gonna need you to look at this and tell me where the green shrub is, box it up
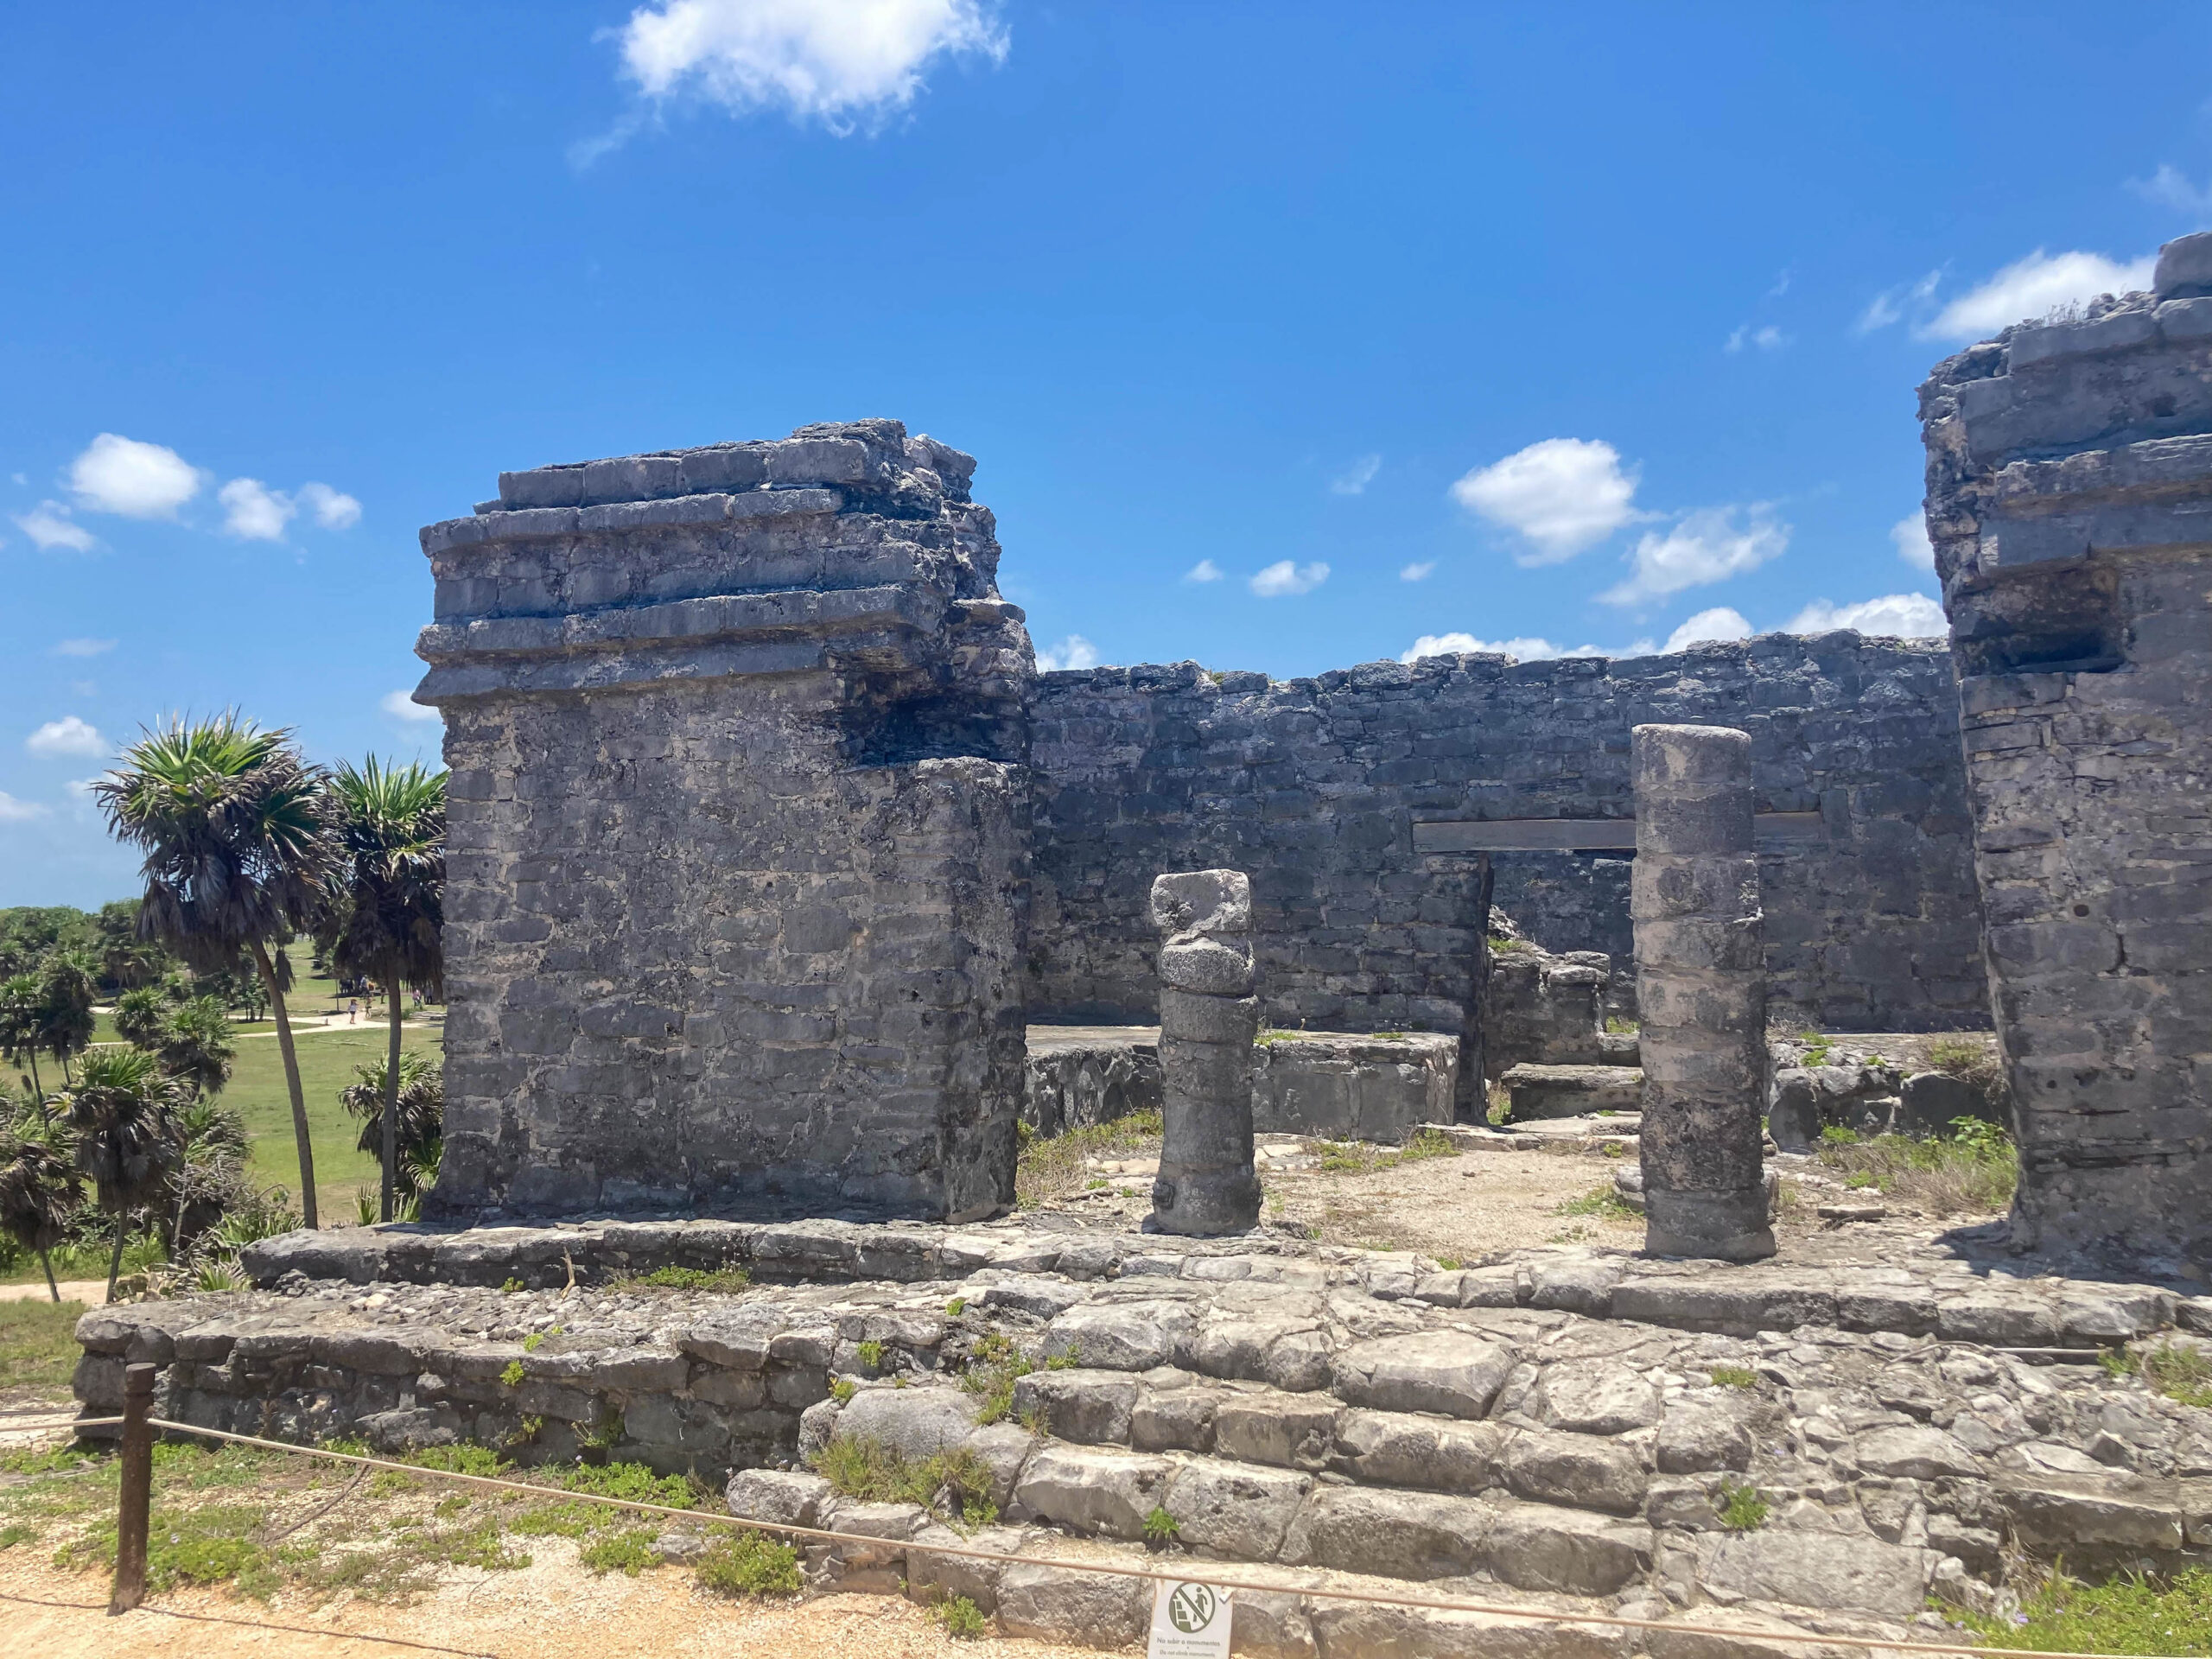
[856,1338,887,1372]
[1969,1565,2212,1655]
[579,1528,658,1575]
[1142,1505,1179,1547]
[810,1433,997,1528]
[933,1593,990,1638]
[499,1359,525,1388]
[945,1297,967,1318]
[631,1265,752,1292]
[2141,1344,2212,1409]
[696,1529,802,1598]
[1717,1482,1769,1531]
[499,1276,525,1294]
[830,1376,857,1405]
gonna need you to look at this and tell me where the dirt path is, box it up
[0,1553,1119,1659]
[0,1280,105,1306]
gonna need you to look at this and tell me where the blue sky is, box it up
[4,3,2209,906]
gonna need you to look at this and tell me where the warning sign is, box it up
[1147,1579,1233,1658]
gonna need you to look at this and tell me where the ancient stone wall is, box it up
[413,420,1033,1222]
[1029,637,1985,1041]
[1920,232,2212,1266]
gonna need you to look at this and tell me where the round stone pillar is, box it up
[1148,868,1262,1236]
[1631,724,1775,1261]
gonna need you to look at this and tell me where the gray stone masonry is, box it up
[1249,1031,1457,1144]
[1633,726,1775,1262]
[1029,639,1986,1063]
[412,420,1032,1223]
[1148,871,1262,1235]
[77,1216,2212,1637]
[1920,232,2212,1268]
[1486,940,1611,1077]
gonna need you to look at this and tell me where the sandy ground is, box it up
[0,1548,1121,1658]
[0,1281,106,1306]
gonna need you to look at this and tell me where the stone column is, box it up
[1632,724,1775,1261]
[1148,869,1262,1236]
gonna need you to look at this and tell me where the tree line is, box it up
[0,714,448,1296]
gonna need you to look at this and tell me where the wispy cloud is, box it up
[1855,270,1942,335]
[1449,437,1640,565]
[1330,454,1382,495]
[1919,249,2155,340]
[592,0,1010,155]
[1599,505,1789,607]
[1786,593,1946,637]
[1249,560,1329,598]
[52,638,116,658]
[1399,561,1435,582]
[26,715,109,759]
[2130,163,2212,224]
[0,791,50,823]
[1034,634,1100,671]
[298,481,363,530]
[1400,632,1656,664]
[379,690,441,724]
[13,500,96,551]
[1183,559,1224,583]
[1724,323,1789,354]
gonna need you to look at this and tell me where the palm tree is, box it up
[112,986,171,1050]
[0,975,45,1102]
[0,1109,81,1301]
[164,1094,251,1254]
[340,1051,443,1211]
[94,715,340,1229]
[35,950,99,1082]
[157,995,236,1100]
[327,758,445,1223]
[63,1046,183,1300]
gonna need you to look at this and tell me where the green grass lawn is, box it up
[0,1299,90,1396]
[229,1019,443,1224]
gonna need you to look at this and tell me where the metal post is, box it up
[108,1362,156,1615]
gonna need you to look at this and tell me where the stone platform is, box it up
[73,1214,2212,1647]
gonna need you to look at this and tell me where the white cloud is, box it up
[1183,558,1224,583]
[69,433,200,518]
[1855,270,1941,334]
[1399,561,1436,582]
[1891,512,1934,571]
[2130,164,2212,223]
[1600,505,1789,606]
[14,500,97,551]
[1034,634,1100,671]
[1330,454,1381,495]
[1724,324,1788,353]
[26,715,108,759]
[1399,632,1656,664]
[1249,560,1329,598]
[614,0,1009,133]
[1663,607,1754,652]
[0,791,50,823]
[219,477,296,541]
[1921,249,2156,340]
[1450,437,1639,564]
[52,638,116,657]
[1786,593,1947,638]
[297,480,363,530]
[379,689,442,724]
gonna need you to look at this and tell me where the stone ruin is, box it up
[1920,230,2212,1268]
[66,235,2212,1650]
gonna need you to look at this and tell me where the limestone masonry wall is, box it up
[414,420,1033,1222]
[1028,637,1986,1042]
[1921,232,2212,1266]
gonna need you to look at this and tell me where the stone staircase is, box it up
[73,1216,2212,1650]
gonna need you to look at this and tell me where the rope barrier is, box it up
[136,1414,2140,1659]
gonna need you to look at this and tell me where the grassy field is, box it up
[228,1020,443,1223]
[0,1299,89,1396]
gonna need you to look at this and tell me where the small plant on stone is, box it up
[522,1325,563,1353]
[578,1409,624,1452]
[1045,1341,1083,1371]
[696,1529,802,1599]
[945,1297,968,1318]
[1801,1037,1834,1067]
[933,1593,990,1638]
[1709,1365,1760,1390]
[1489,937,1530,952]
[1142,1505,1180,1548]
[1434,1255,1462,1270]
[1845,1171,1882,1192]
[1820,1124,1859,1146]
[632,1265,751,1292]
[2100,1348,2140,1381]
[959,1330,1035,1425]
[499,1360,525,1388]
[499,1276,526,1294]
[2140,1343,2212,1408]
[507,1414,545,1449]
[830,1377,858,1405]
[1717,1481,1770,1531]
[856,1338,887,1372]
[1605,1015,1640,1035]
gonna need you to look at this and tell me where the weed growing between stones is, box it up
[1142,1504,1180,1548]
[809,1433,998,1529]
[1313,1128,1459,1174]
[830,1376,858,1405]
[932,1592,991,1637]
[499,1359,525,1388]
[499,1276,525,1294]
[1014,1108,1164,1209]
[616,1265,753,1293]
[945,1297,967,1317]
[1815,1122,2017,1216]
[522,1325,562,1352]
[695,1529,802,1598]
[1718,1482,1770,1531]
[1605,1015,1640,1035]
[958,1329,1038,1425]
[2109,1343,2212,1408]
[1968,1566,2212,1654]
[1709,1365,1761,1390]
[1554,1185,1639,1222]
[856,1338,887,1372]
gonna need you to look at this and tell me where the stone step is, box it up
[1501,1065,1644,1121]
